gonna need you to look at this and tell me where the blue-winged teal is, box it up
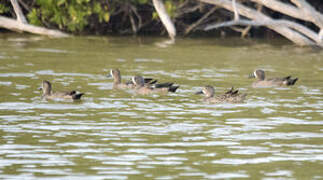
[249,69,298,88]
[196,86,247,103]
[40,80,84,100]
[132,75,179,95]
[107,69,157,89]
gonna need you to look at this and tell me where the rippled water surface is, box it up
[0,34,322,179]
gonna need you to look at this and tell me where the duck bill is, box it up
[195,90,204,95]
[248,73,255,79]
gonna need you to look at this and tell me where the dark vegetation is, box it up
[0,0,322,38]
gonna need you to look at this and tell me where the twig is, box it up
[239,4,262,38]
[18,0,31,12]
[205,19,261,30]
[10,0,27,24]
[241,26,251,38]
[184,6,218,35]
[130,5,142,30]
[129,11,137,33]
[232,0,239,21]
[175,4,201,18]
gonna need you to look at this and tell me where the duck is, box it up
[40,80,84,100]
[132,75,179,95]
[249,69,298,88]
[195,85,247,103]
[107,69,157,89]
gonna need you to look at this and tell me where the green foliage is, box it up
[2,0,185,34]
[0,1,10,14]
[27,0,111,32]
[165,0,176,18]
[152,0,178,20]
[137,0,148,4]
[27,9,42,26]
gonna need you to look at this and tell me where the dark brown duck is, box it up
[40,80,84,100]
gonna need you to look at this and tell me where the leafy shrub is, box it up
[27,0,110,32]
[2,0,180,34]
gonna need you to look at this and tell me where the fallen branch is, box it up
[0,16,69,38]
[232,0,238,21]
[205,19,261,30]
[290,0,323,29]
[251,0,323,30]
[205,18,319,42]
[0,0,68,38]
[199,0,322,47]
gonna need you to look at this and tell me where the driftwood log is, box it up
[200,0,322,47]
[154,0,322,47]
[0,0,68,38]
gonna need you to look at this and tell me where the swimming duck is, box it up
[249,69,298,88]
[40,80,84,100]
[107,69,157,89]
[132,75,179,95]
[196,85,247,103]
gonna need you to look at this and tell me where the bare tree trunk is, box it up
[0,0,68,38]
[152,0,176,41]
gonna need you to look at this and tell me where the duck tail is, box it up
[154,82,174,88]
[168,86,179,93]
[144,78,158,84]
[143,78,153,83]
[232,89,239,95]
[148,80,158,85]
[287,77,298,86]
[72,93,84,100]
[225,87,234,94]
[226,87,239,95]
[283,76,291,81]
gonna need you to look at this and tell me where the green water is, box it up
[0,34,322,179]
